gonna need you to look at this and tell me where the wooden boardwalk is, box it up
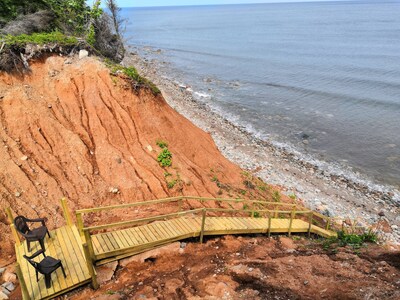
[91,216,336,265]
[7,197,338,299]
[15,225,91,300]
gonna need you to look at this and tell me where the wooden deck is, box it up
[15,225,92,300]
[92,216,337,265]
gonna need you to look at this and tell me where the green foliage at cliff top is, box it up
[3,31,78,46]
[0,0,90,34]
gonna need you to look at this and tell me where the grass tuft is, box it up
[3,31,78,47]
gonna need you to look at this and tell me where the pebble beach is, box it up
[123,47,400,248]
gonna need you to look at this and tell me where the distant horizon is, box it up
[117,0,357,8]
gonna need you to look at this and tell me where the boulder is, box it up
[0,291,8,300]
[2,272,16,283]
[1,282,15,292]
[79,50,89,60]
[95,261,118,285]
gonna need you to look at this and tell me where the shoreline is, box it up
[123,47,400,247]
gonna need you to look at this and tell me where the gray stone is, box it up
[2,282,15,292]
[79,50,89,60]
[95,261,118,285]
[0,268,5,275]
[0,291,8,300]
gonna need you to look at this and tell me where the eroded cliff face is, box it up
[0,56,245,259]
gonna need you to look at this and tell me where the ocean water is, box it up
[122,1,400,192]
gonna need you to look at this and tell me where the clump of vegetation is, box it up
[243,180,255,189]
[257,182,269,192]
[157,148,172,167]
[272,191,281,202]
[211,175,219,183]
[106,62,161,95]
[3,31,78,46]
[323,230,378,251]
[156,140,168,149]
[1,0,126,71]
[288,193,297,200]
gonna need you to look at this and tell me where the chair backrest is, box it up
[14,216,30,235]
[23,255,39,271]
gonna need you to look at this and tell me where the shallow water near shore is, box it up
[122,1,400,193]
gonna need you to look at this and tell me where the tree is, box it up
[105,0,123,36]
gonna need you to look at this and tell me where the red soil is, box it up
[69,235,400,300]
[0,56,248,260]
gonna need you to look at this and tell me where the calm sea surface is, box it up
[122,1,400,191]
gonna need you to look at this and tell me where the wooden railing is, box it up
[75,196,334,267]
[75,196,333,232]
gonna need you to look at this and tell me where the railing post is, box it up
[267,212,272,237]
[308,212,313,237]
[274,206,278,218]
[15,262,30,300]
[200,208,206,243]
[178,198,183,212]
[325,218,331,230]
[5,207,21,245]
[83,229,96,262]
[60,198,73,227]
[288,206,296,237]
[82,242,99,289]
[76,212,84,238]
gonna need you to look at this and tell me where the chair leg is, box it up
[39,238,46,252]
[27,240,31,252]
[44,274,51,289]
[47,230,51,238]
[60,263,67,278]
[36,270,39,282]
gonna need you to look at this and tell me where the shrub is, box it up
[3,31,78,46]
[272,191,281,202]
[323,229,378,250]
[157,148,172,167]
[156,140,168,149]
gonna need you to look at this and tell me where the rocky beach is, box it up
[123,47,400,248]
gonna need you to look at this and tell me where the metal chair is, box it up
[14,216,50,252]
[23,250,66,289]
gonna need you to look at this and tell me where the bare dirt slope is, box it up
[68,235,400,300]
[0,55,248,261]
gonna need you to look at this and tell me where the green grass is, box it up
[156,140,168,149]
[3,31,78,47]
[167,179,177,189]
[105,60,161,95]
[272,191,281,202]
[323,230,378,250]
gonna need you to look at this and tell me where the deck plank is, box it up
[16,226,91,300]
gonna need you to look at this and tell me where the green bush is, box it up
[323,230,378,250]
[105,61,161,95]
[157,148,172,167]
[156,140,168,149]
[3,31,78,46]
[272,191,281,202]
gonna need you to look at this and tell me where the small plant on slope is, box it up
[157,148,172,167]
